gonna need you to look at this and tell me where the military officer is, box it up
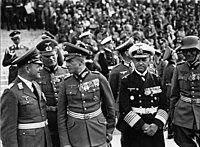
[1,48,52,147]
[170,36,200,147]
[109,37,134,118]
[2,31,29,84]
[118,43,168,147]
[36,39,69,147]
[162,47,177,139]
[57,42,116,147]
[108,37,134,147]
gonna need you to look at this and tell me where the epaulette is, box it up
[64,73,72,80]
[122,74,130,79]
[91,71,100,74]
[151,72,160,78]
[6,83,15,89]
[176,61,185,66]
[17,82,24,90]
[111,64,120,69]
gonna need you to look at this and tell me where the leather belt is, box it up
[67,108,102,119]
[180,95,200,104]
[18,120,48,129]
[132,107,158,114]
[46,106,57,112]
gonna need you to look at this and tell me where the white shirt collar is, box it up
[18,75,33,92]
[135,69,147,77]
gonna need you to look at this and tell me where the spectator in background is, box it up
[2,31,29,84]
[41,0,56,34]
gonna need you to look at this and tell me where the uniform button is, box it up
[27,101,29,104]
[80,80,82,82]
[192,68,194,70]
[83,101,86,103]
[23,132,26,135]
[84,108,87,110]
[139,100,142,103]
[70,92,72,94]
[154,97,157,100]
[82,93,84,96]
[130,96,134,100]
[138,94,141,97]
[192,95,195,98]
[136,88,139,91]
[192,91,194,93]
[93,89,96,91]
[192,87,194,89]
[151,100,154,103]
[140,106,142,108]
[192,82,194,84]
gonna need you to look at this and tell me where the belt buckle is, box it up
[84,114,91,119]
[145,108,151,114]
[191,99,196,104]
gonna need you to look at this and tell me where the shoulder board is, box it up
[151,72,160,78]
[64,74,72,80]
[17,82,24,90]
[122,74,130,79]
[176,61,185,65]
[91,71,100,74]
[6,83,15,89]
[112,64,120,69]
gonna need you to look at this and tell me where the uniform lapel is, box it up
[19,80,37,100]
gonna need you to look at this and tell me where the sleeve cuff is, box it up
[124,110,141,127]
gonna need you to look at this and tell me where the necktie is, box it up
[48,7,51,17]
[32,83,39,98]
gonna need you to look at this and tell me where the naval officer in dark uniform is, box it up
[57,42,116,147]
[2,31,29,84]
[170,36,200,147]
[118,43,168,147]
[1,48,52,147]
[36,39,69,147]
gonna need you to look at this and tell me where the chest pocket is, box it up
[18,96,38,117]
[66,85,78,96]
[178,74,190,90]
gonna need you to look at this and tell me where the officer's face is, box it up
[41,52,58,68]
[182,49,197,63]
[12,37,20,45]
[133,57,149,73]
[65,57,82,74]
[27,63,43,80]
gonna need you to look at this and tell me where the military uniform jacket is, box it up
[108,61,132,101]
[37,66,69,134]
[118,70,168,147]
[2,44,29,67]
[58,69,116,147]
[1,77,52,147]
[170,61,200,131]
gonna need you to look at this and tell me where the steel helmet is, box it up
[181,36,200,50]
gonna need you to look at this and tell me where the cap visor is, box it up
[41,50,57,56]
[133,55,149,58]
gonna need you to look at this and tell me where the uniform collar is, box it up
[122,60,131,68]
[44,65,58,73]
[135,69,147,77]
[74,68,89,81]
[18,75,33,91]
